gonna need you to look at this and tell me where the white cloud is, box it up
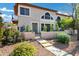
[0,14,12,22]
[0,14,5,17]
[0,7,14,12]
[57,11,62,14]
[0,14,11,18]
[64,13,69,15]
[0,14,18,22]
[57,11,69,15]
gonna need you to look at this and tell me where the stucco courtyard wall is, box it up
[64,30,77,35]
[21,32,35,40]
[41,31,64,39]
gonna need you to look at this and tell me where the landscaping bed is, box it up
[0,41,54,56]
[47,35,79,56]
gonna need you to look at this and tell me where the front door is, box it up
[32,23,38,33]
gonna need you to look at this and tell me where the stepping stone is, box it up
[45,46,72,56]
[37,39,72,56]
[37,40,48,44]
[42,43,52,47]
[35,36,40,39]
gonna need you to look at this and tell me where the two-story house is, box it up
[14,3,71,33]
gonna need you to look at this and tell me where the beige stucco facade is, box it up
[15,4,70,33]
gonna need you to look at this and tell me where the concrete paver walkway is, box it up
[37,39,73,56]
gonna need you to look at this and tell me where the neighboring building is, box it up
[14,3,71,33]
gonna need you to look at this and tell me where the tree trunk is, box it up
[77,29,79,40]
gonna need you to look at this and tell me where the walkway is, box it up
[36,36,73,56]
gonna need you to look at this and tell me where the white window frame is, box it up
[41,11,53,20]
[18,5,31,17]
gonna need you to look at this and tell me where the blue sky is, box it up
[0,3,73,22]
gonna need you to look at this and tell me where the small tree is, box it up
[61,24,65,31]
[56,16,61,27]
[60,17,73,30]
[43,25,47,32]
[3,29,10,44]
[50,24,53,31]
[3,28,20,44]
[25,25,31,32]
[56,23,59,31]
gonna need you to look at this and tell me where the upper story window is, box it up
[45,12,50,19]
[41,12,53,20]
[51,17,53,20]
[20,7,29,16]
[56,16,61,21]
[41,15,44,19]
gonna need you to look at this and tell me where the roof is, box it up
[14,3,57,15]
[14,3,71,17]
[56,13,71,17]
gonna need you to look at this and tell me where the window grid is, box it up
[41,12,53,20]
[20,7,29,16]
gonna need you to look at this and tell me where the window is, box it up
[45,24,50,31]
[20,7,29,16]
[51,17,53,20]
[41,15,44,19]
[41,24,44,31]
[41,12,53,20]
[56,16,61,21]
[45,12,50,19]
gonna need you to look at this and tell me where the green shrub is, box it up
[0,16,4,28]
[50,24,53,31]
[0,28,4,42]
[56,23,59,31]
[61,24,65,31]
[0,16,4,42]
[25,25,31,32]
[2,28,14,44]
[56,32,70,44]
[10,42,37,56]
[13,30,20,42]
[2,28,20,44]
[43,25,47,32]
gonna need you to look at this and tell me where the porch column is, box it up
[53,23,56,30]
[38,22,41,33]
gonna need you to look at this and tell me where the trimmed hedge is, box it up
[56,32,70,44]
[10,42,37,56]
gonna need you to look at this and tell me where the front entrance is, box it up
[32,23,38,33]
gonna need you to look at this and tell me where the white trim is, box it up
[18,5,31,17]
[40,11,54,20]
